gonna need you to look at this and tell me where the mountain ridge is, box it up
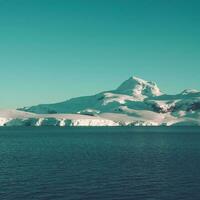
[0,76,200,126]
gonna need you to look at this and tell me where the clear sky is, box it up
[0,0,200,108]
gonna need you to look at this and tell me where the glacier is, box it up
[0,76,200,126]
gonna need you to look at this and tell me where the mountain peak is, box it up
[181,89,200,95]
[116,76,163,99]
[131,76,147,84]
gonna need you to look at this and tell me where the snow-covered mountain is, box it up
[18,76,165,114]
[1,76,200,126]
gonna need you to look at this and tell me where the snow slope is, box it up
[0,76,199,126]
[18,76,165,114]
[0,109,118,126]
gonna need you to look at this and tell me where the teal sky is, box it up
[0,0,200,108]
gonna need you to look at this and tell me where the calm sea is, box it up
[0,127,200,200]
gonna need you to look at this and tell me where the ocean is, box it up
[0,127,200,200]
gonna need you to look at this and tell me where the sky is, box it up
[0,0,200,108]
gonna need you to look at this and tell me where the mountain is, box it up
[0,76,200,126]
[18,76,164,114]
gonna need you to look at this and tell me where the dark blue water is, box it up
[0,127,200,200]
